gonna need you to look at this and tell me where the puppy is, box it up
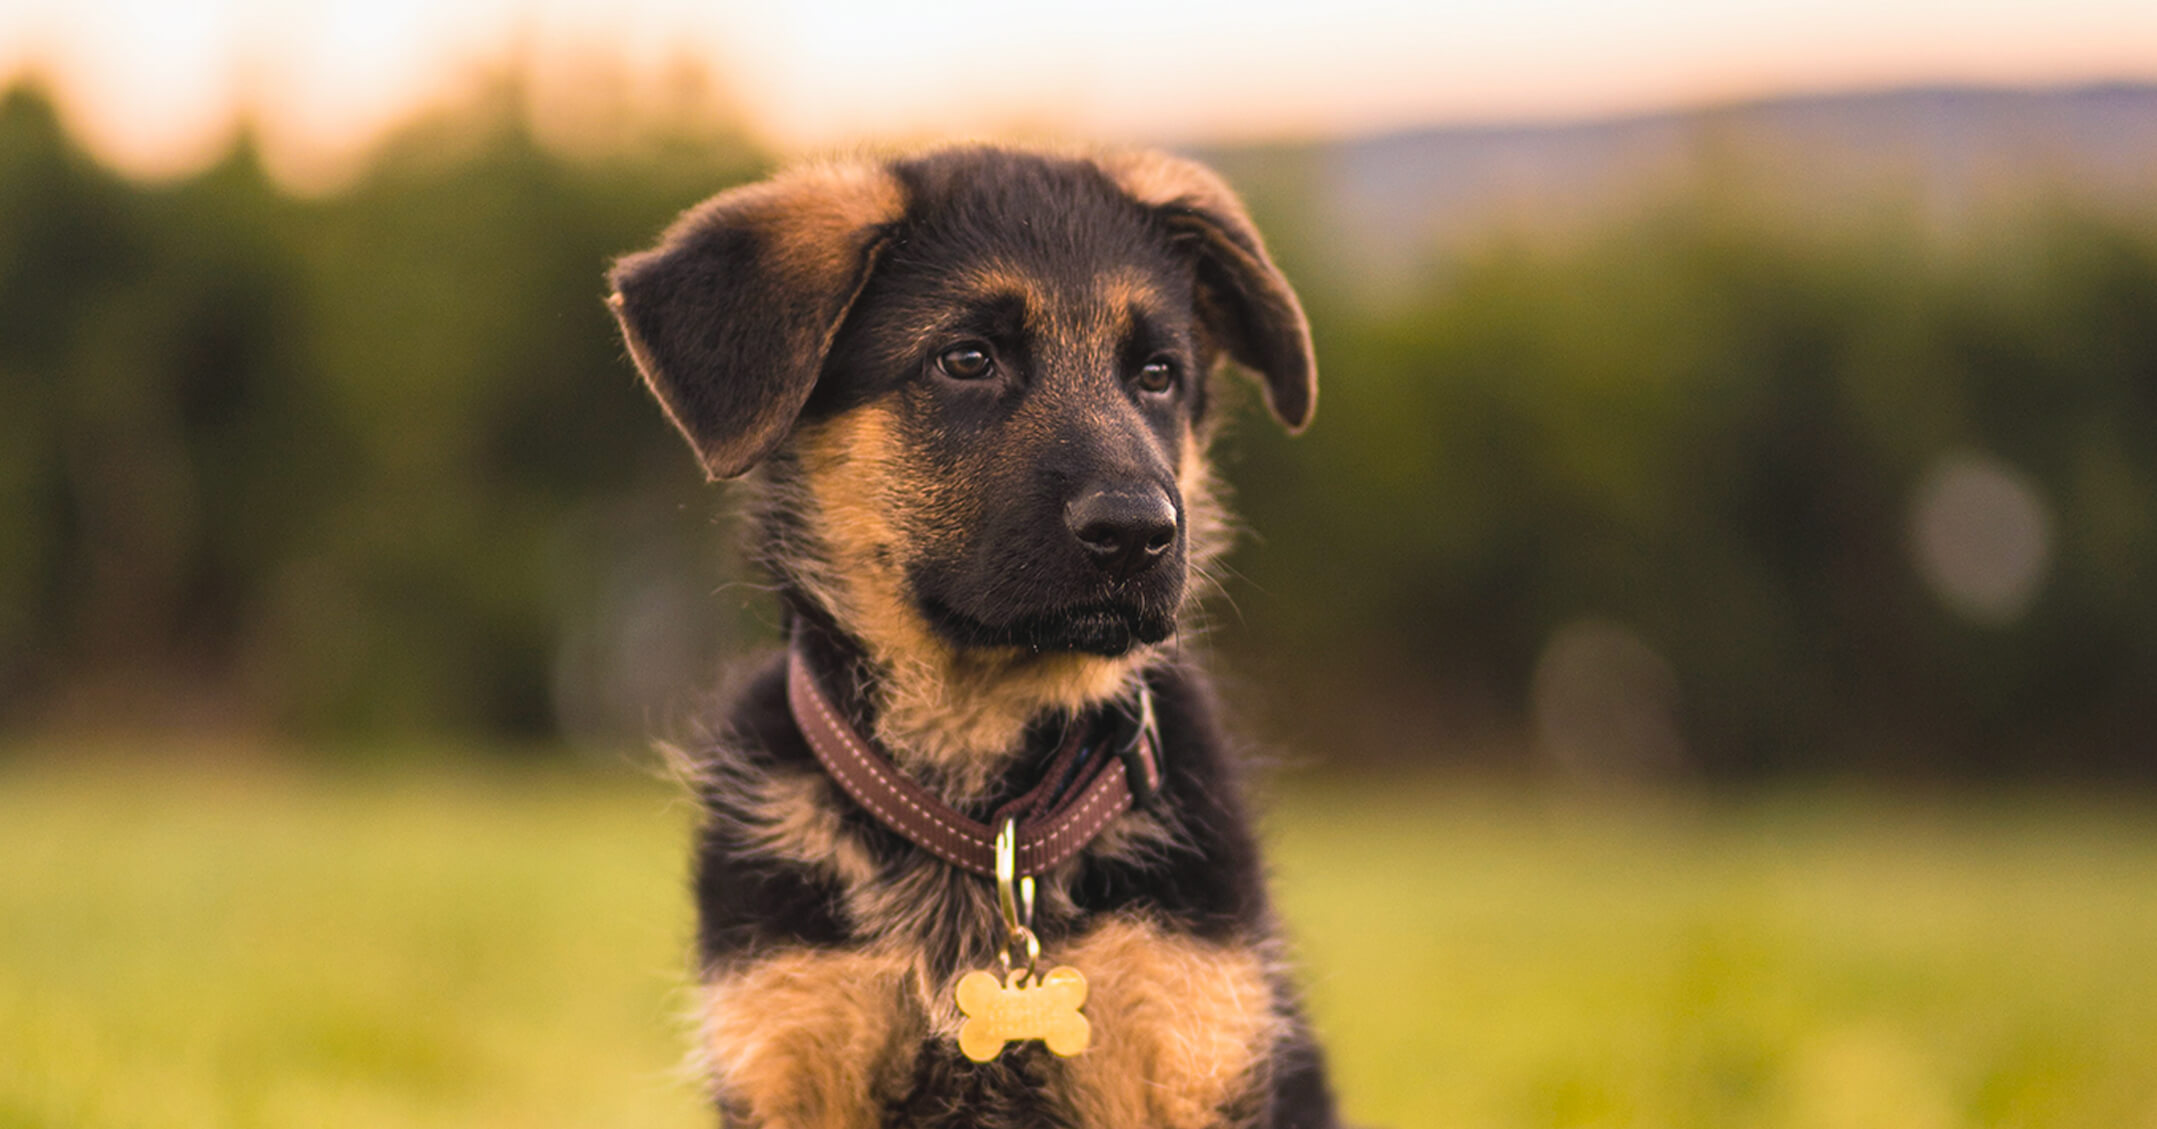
[607,145,1341,1129]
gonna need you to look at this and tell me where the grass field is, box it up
[4,754,2154,1129]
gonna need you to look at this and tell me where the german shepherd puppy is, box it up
[607,145,1340,1129]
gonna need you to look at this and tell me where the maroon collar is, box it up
[785,633,1161,878]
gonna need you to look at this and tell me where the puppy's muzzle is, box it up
[1065,484,1178,583]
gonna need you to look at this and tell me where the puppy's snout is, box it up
[1065,485,1178,582]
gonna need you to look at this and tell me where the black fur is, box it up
[610,173,895,479]
[610,145,1340,1129]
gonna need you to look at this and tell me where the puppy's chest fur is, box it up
[686,656,1298,1129]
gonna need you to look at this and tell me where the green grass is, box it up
[1267,782,2157,1129]
[4,755,2155,1129]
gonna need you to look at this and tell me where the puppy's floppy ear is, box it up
[607,160,905,479]
[1097,150,1317,431]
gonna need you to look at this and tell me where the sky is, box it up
[4,0,2156,188]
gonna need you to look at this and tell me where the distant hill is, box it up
[1200,83,2157,294]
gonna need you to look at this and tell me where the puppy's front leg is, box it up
[1052,916,1286,1129]
[702,947,923,1129]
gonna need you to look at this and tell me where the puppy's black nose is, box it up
[1065,486,1178,581]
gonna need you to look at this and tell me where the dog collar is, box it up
[784,632,1162,879]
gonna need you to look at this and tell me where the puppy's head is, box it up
[608,146,1312,699]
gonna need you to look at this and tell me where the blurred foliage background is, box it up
[5,76,2154,781]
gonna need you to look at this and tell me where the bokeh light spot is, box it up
[1530,618,1687,783]
[1908,451,2053,625]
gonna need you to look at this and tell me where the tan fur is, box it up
[717,159,906,288]
[1052,916,1286,1129]
[701,918,1279,1129]
[738,765,880,893]
[701,889,1280,1129]
[702,947,923,1129]
[945,260,1051,303]
[1094,150,1260,231]
[1177,429,1232,603]
[1099,266,1170,323]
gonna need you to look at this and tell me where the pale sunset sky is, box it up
[3,0,2155,188]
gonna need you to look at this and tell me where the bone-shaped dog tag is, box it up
[955,966,1091,1062]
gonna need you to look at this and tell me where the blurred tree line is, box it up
[3,80,2153,779]
[1,80,757,741]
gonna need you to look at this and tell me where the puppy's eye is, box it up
[1134,356,1179,395]
[936,344,995,381]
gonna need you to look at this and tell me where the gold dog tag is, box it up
[957,819,1090,1061]
[955,966,1091,1062]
